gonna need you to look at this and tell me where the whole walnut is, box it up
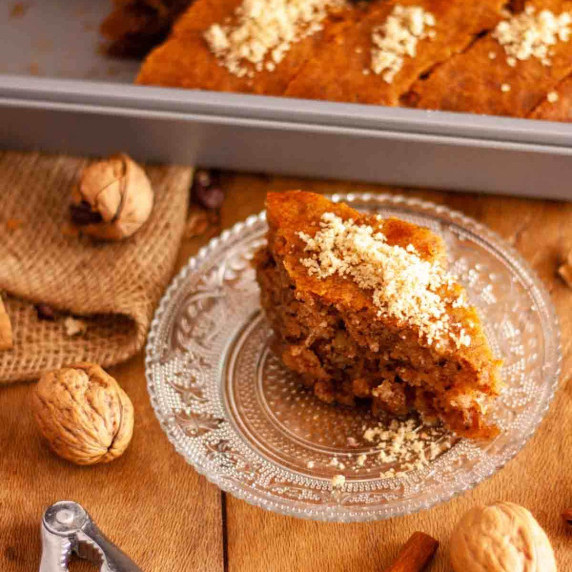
[70,153,154,240]
[32,363,134,465]
[450,501,557,572]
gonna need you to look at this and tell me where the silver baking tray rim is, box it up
[2,75,572,147]
[1,75,571,200]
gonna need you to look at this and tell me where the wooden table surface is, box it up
[1,173,571,571]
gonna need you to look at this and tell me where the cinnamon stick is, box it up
[0,296,13,351]
[383,532,439,572]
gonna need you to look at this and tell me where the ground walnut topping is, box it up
[298,212,470,348]
[547,90,559,103]
[370,5,436,82]
[363,418,452,477]
[331,474,346,489]
[493,6,571,66]
[204,0,346,78]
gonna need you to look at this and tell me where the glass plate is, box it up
[145,194,561,522]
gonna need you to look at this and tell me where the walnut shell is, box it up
[450,501,557,572]
[70,153,154,241]
[32,363,134,465]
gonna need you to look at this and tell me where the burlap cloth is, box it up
[0,151,192,384]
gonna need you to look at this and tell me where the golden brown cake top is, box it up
[285,0,505,105]
[202,0,347,78]
[407,1,572,117]
[529,74,572,120]
[266,191,492,358]
[136,0,351,95]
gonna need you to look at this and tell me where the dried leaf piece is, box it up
[450,502,556,572]
[184,206,210,238]
[184,205,221,239]
[32,363,134,465]
[35,303,57,321]
[0,296,13,351]
[71,153,154,241]
[191,169,224,210]
[64,316,88,337]
[558,250,572,288]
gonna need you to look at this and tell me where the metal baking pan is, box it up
[1,0,571,199]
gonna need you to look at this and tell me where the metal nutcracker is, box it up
[39,501,142,572]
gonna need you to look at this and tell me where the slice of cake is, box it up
[254,191,503,439]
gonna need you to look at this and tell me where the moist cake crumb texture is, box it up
[370,5,436,82]
[254,191,503,439]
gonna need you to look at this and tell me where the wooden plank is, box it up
[220,174,572,572]
[2,169,570,571]
[0,313,224,572]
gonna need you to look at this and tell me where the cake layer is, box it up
[255,191,502,438]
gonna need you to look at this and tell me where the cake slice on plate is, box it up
[254,191,502,439]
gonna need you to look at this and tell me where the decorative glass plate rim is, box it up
[145,193,561,522]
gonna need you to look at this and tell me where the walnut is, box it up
[31,363,134,465]
[70,153,154,241]
[450,501,557,572]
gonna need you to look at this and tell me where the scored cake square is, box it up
[254,191,503,439]
[136,0,351,95]
[405,0,572,117]
[285,0,505,105]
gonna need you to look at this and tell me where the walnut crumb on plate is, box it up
[331,474,346,488]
